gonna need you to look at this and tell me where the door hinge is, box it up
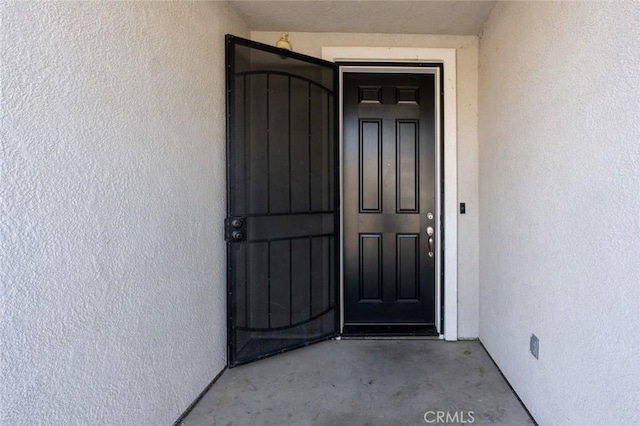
[225,216,246,242]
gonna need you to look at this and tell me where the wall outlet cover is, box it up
[530,334,539,359]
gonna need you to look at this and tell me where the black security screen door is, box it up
[225,35,338,366]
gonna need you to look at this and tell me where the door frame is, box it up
[322,47,458,341]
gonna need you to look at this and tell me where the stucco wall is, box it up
[1,2,247,424]
[251,31,480,338]
[478,2,640,424]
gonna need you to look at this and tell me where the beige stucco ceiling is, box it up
[227,0,497,35]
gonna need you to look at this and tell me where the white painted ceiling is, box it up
[227,0,497,36]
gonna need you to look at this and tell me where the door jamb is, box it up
[322,47,458,341]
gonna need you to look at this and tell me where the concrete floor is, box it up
[182,339,535,426]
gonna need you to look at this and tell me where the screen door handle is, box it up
[426,226,434,258]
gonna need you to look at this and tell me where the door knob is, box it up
[426,226,434,258]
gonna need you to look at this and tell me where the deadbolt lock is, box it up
[225,216,247,242]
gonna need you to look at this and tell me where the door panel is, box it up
[226,36,338,366]
[343,72,437,333]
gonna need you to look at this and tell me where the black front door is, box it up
[226,36,338,366]
[343,72,438,335]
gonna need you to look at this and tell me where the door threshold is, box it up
[338,335,442,340]
[342,324,438,337]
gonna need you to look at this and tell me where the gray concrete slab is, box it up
[182,339,534,426]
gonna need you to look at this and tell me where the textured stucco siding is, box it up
[478,2,640,424]
[1,2,247,424]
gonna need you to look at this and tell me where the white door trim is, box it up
[322,47,458,341]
